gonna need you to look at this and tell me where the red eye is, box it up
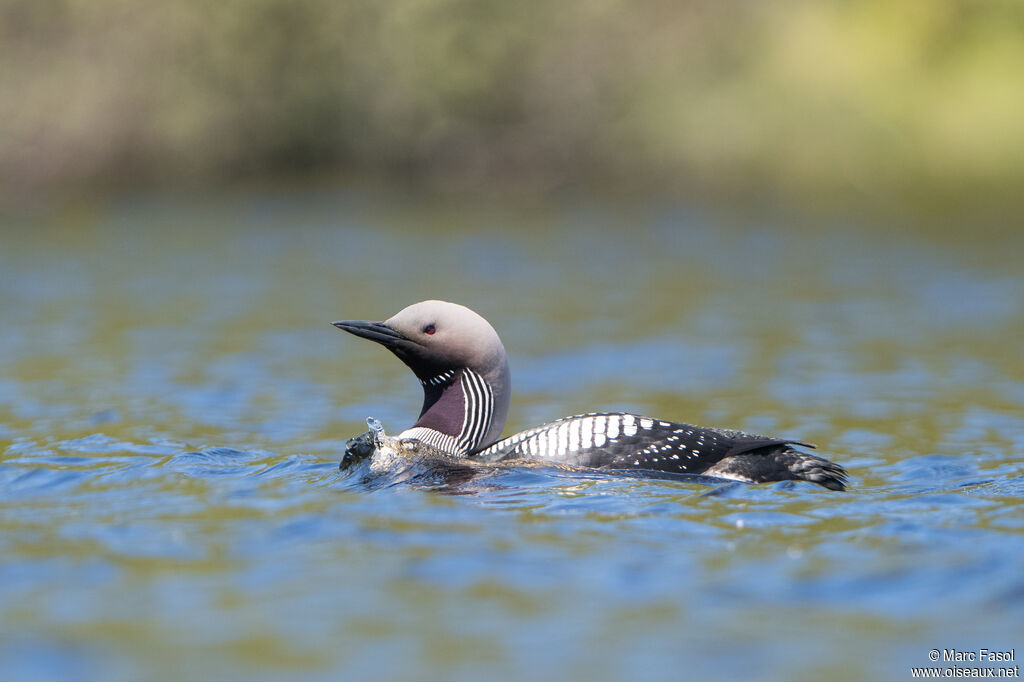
[424,324,436,335]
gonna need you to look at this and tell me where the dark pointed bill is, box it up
[331,320,409,346]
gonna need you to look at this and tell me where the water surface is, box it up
[1,191,1022,681]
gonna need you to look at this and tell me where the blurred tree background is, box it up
[2,0,1022,213]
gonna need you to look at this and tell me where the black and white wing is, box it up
[473,413,792,470]
[472,412,845,489]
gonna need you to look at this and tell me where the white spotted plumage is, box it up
[557,421,569,454]
[605,415,618,440]
[569,417,582,452]
[477,412,676,461]
[622,414,637,437]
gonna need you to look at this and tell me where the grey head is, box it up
[332,300,511,453]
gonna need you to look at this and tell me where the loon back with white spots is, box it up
[333,301,847,490]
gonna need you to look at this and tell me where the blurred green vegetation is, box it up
[2,0,1023,211]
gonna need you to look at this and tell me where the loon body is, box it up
[334,301,847,490]
[350,417,591,479]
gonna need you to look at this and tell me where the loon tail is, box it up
[703,447,848,491]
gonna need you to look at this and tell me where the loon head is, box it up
[332,300,511,454]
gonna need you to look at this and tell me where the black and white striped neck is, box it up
[420,370,456,388]
[400,367,495,456]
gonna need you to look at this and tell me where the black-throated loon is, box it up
[333,300,847,490]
